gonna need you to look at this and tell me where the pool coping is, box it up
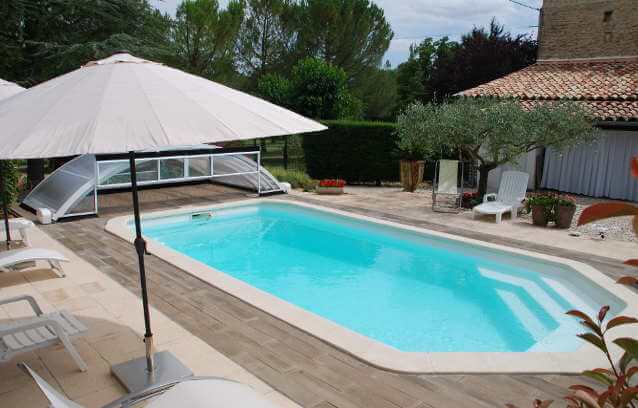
[105,198,638,374]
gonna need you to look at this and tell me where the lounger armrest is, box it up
[0,295,43,316]
[483,193,497,203]
[0,315,63,337]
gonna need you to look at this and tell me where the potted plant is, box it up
[316,179,345,195]
[396,104,436,192]
[525,193,557,227]
[555,194,577,229]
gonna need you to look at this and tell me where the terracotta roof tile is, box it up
[458,60,638,120]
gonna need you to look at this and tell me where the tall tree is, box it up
[451,19,537,93]
[396,20,536,108]
[0,0,172,86]
[236,0,297,80]
[351,63,398,120]
[172,0,244,81]
[294,0,393,81]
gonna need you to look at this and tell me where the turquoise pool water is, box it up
[142,202,623,352]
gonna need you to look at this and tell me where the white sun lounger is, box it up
[0,248,68,277]
[473,171,529,223]
[19,362,279,408]
[2,296,88,372]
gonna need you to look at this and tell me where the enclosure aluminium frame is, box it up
[87,147,265,219]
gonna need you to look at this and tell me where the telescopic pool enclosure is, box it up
[22,145,284,221]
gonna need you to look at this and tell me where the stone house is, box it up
[458,0,638,201]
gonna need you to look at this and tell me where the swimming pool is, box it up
[139,201,624,355]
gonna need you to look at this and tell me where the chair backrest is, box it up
[436,160,459,194]
[496,171,529,205]
[19,363,85,408]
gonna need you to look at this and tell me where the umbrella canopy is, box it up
[0,79,24,101]
[0,53,325,159]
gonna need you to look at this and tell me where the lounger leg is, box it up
[20,230,30,247]
[58,332,88,372]
[495,212,502,224]
[48,260,66,278]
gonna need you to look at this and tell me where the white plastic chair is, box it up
[472,171,529,223]
[0,248,68,277]
[1,295,88,372]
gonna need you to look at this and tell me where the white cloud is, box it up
[150,0,541,66]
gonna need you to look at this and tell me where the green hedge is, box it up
[302,120,399,184]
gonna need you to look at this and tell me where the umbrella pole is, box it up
[128,151,154,373]
[0,161,11,249]
[111,153,193,392]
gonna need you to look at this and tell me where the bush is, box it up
[0,161,18,208]
[266,166,316,191]
[302,120,399,184]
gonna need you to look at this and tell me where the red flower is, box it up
[319,179,346,188]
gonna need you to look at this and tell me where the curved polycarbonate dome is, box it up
[23,147,283,221]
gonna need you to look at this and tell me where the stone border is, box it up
[105,198,638,374]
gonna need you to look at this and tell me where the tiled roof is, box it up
[458,60,638,121]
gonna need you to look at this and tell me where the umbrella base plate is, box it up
[111,351,193,393]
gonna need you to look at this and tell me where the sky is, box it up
[150,0,542,67]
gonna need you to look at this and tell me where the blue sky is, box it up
[150,0,541,67]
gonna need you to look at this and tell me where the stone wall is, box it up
[538,0,638,60]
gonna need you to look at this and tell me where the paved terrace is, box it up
[4,182,625,408]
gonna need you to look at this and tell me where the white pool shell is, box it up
[106,198,638,374]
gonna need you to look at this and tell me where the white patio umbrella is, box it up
[0,78,24,100]
[0,53,326,391]
[0,79,25,248]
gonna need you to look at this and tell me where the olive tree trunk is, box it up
[477,164,497,198]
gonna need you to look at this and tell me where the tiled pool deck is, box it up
[4,183,628,407]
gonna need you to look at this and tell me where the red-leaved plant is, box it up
[509,157,638,408]
[318,179,346,188]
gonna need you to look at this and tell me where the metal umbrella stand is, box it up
[109,151,194,391]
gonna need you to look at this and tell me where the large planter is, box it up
[400,160,424,192]
[315,186,344,195]
[555,205,576,229]
[531,204,550,227]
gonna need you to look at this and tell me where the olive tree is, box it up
[396,98,596,197]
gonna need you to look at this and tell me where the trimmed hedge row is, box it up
[301,120,400,184]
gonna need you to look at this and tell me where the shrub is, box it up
[557,194,577,208]
[266,166,316,191]
[0,161,18,207]
[302,120,399,184]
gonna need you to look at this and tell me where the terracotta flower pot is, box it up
[555,205,576,229]
[315,186,344,195]
[531,204,549,227]
[400,160,424,192]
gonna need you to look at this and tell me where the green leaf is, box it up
[614,338,638,359]
[619,351,633,373]
[582,370,613,386]
[606,316,638,331]
[578,333,607,353]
